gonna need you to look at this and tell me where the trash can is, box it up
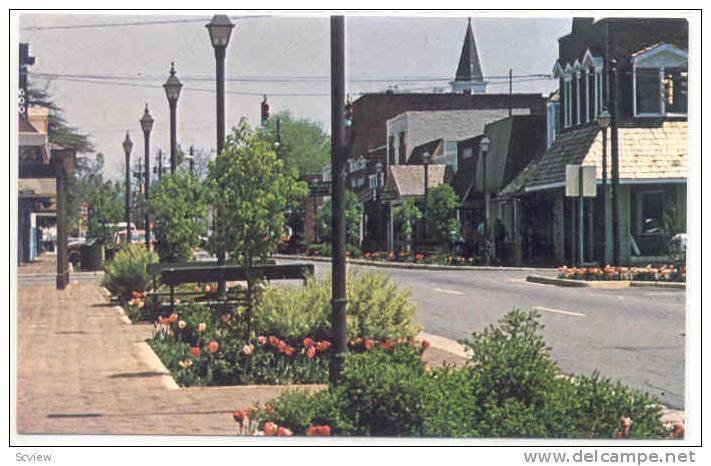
[81,240,104,271]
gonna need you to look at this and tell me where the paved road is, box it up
[280,258,686,409]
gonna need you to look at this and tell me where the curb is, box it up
[526,275,686,290]
[274,254,556,274]
[418,331,471,359]
[134,341,180,390]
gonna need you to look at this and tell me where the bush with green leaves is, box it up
[320,190,364,249]
[254,270,420,342]
[150,172,208,263]
[251,309,666,438]
[425,184,461,249]
[393,197,422,252]
[102,244,158,298]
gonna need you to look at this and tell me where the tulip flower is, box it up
[276,426,293,436]
[263,422,278,436]
[190,347,201,357]
[208,341,219,353]
[198,323,207,333]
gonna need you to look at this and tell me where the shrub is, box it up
[254,389,350,435]
[331,345,429,436]
[254,271,420,341]
[420,366,482,437]
[150,172,208,263]
[102,244,158,299]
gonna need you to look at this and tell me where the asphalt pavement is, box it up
[279,258,686,410]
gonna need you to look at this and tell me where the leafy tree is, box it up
[85,178,124,247]
[259,111,331,176]
[320,190,364,249]
[207,120,308,337]
[426,184,461,249]
[150,172,209,263]
[393,197,422,252]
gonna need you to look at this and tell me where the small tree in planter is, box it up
[394,197,422,253]
[150,172,209,263]
[207,120,308,339]
[319,190,364,253]
[426,184,461,252]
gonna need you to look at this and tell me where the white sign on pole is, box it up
[565,164,597,197]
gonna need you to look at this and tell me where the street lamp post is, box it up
[479,136,491,266]
[163,62,182,175]
[609,59,620,266]
[375,161,383,248]
[422,152,431,242]
[123,131,134,245]
[207,14,235,297]
[140,104,154,250]
[330,15,347,383]
[186,145,195,179]
[597,109,611,263]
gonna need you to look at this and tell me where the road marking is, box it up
[534,306,586,318]
[433,288,465,296]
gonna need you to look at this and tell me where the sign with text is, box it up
[565,164,597,197]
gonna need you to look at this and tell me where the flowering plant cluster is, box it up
[361,250,479,266]
[558,264,685,282]
[348,337,429,353]
[232,409,307,437]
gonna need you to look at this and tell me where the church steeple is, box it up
[451,18,487,94]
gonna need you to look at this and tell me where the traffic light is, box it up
[663,75,674,106]
[344,94,353,127]
[261,95,270,126]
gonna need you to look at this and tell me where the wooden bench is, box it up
[154,262,314,313]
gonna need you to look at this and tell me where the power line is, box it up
[20,15,269,31]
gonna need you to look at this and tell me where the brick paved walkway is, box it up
[17,253,57,276]
[16,282,321,436]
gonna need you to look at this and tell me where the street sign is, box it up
[565,164,597,197]
[309,181,331,196]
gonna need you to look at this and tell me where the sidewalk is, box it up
[16,282,320,436]
[17,253,57,276]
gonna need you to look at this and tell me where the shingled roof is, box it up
[385,164,446,198]
[520,121,687,192]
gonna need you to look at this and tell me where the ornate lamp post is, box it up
[609,59,620,266]
[140,104,154,249]
[123,131,134,244]
[163,62,182,174]
[206,14,235,297]
[422,152,431,242]
[597,109,611,262]
[479,136,491,266]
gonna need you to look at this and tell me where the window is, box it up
[636,68,662,114]
[575,73,581,125]
[636,190,665,235]
[564,79,572,128]
[596,71,603,115]
[398,132,406,165]
[388,136,395,165]
[587,69,595,121]
[632,43,688,117]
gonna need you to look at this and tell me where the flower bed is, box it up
[558,265,685,282]
[135,271,421,387]
[231,310,682,439]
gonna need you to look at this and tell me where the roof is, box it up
[385,164,446,198]
[18,178,56,198]
[410,139,443,165]
[18,116,37,133]
[522,121,688,192]
[454,18,484,83]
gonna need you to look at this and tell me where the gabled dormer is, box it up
[631,43,687,118]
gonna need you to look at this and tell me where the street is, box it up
[280,258,686,409]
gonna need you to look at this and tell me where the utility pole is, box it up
[329,15,347,383]
[609,59,620,265]
[508,68,513,117]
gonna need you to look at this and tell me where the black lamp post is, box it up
[163,62,182,175]
[186,145,195,179]
[422,152,431,242]
[330,15,347,383]
[123,131,134,244]
[597,109,611,263]
[609,59,620,266]
[207,14,235,297]
[140,104,154,250]
[479,136,491,266]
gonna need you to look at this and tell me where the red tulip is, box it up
[233,410,248,423]
[380,340,394,351]
[306,425,318,436]
[421,339,431,350]
[263,422,278,436]
[257,335,267,345]
[307,346,316,359]
[673,423,685,438]
[317,425,332,436]
[363,339,375,350]
[277,426,293,436]
[303,337,315,348]
[190,347,201,357]
[208,341,219,353]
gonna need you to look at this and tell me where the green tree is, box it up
[207,120,308,337]
[150,172,209,263]
[320,190,364,249]
[85,178,124,247]
[393,197,422,252]
[259,111,331,176]
[426,184,461,249]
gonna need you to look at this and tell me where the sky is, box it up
[18,13,572,178]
